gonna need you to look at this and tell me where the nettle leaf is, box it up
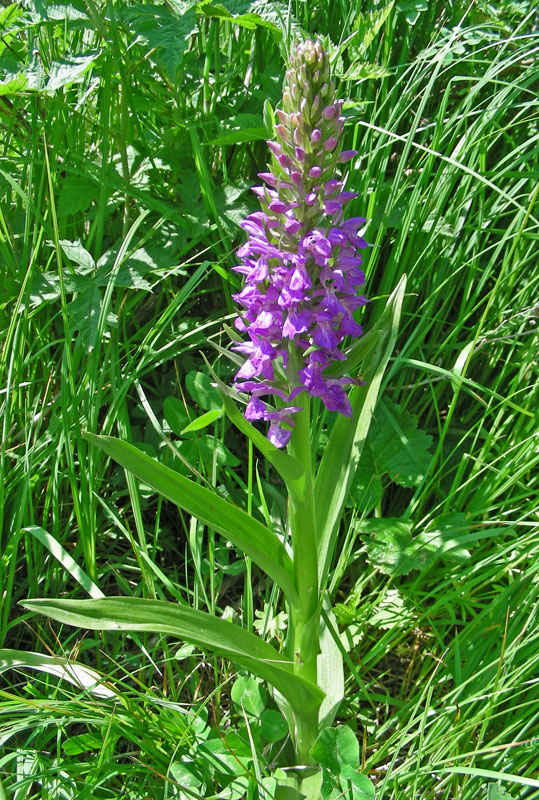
[95,246,155,292]
[121,5,196,80]
[350,398,433,510]
[59,239,95,272]
[340,61,392,80]
[361,514,471,576]
[58,174,99,216]
[197,0,295,34]
[69,276,117,352]
[46,51,101,92]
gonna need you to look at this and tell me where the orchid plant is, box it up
[23,40,405,790]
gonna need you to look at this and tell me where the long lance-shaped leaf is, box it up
[84,433,299,606]
[21,598,324,716]
[315,275,406,589]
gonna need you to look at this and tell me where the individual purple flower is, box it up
[231,39,369,447]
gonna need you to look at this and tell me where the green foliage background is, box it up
[0,0,538,797]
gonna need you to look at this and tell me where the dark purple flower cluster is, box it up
[232,40,368,448]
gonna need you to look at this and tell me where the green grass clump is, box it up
[1,0,538,797]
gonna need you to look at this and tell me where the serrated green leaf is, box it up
[83,433,299,604]
[46,51,100,91]
[359,399,433,490]
[181,408,222,433]
[68,278,107,352]
[57,174,99,216]
[59,239,95,272]
[361,514,471,576]
[353,2,394,53]
[121,5,195,79]
[21,597,323,716]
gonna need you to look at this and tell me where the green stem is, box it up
[286,348,321,763]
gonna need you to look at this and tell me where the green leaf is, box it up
[121,4,196,79]
[181,408,223,433]
[341,61,392,80]
[186,370,222,411]
[340,766,375,800]
[46,51,100,91]
[351,399,433,503]
[59,239,95,272]
[21,598,323,717]
[317,601,344,728]
[68,277,117,352]
[231,675,267,717]
[83,433,299,604]
[163,396,190,436]
[310,725,359,773]
[361,514,471,576]
[315,275,407,589]
[0,649,115,699]
[63,733,102,755]
[23,526,103,599]
[260,709,288,743]
[57,174,99,216]
[178,434,240,468]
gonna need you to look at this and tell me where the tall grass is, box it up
[1,0,538,797]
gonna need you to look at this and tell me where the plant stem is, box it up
[286,350,321,762]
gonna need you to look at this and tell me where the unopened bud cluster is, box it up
[231,39,368,448]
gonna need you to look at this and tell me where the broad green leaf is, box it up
[340,766,375,800]
[0,649,115,699]
[46,51,100,92]
[181,408,222,433]
[361,514,471,576]
[341,61,392,80]
[206,127,267,146]
[63,734,102,755]
[178,434,240,468]
[21,598,323,716]
[59,239,95,272]
[186,370,222,411]
[315,274,406,588]
[121,5,196,79]
[260,709,288,743]
[84,433,299,604]
[69,277,117,352]
[310,725,359,773]
[163,396,190,436]
[57,174,99,216]
[231,675,267,717]
[349,399,433,505]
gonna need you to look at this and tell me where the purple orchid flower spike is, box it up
[231,39,368,447]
